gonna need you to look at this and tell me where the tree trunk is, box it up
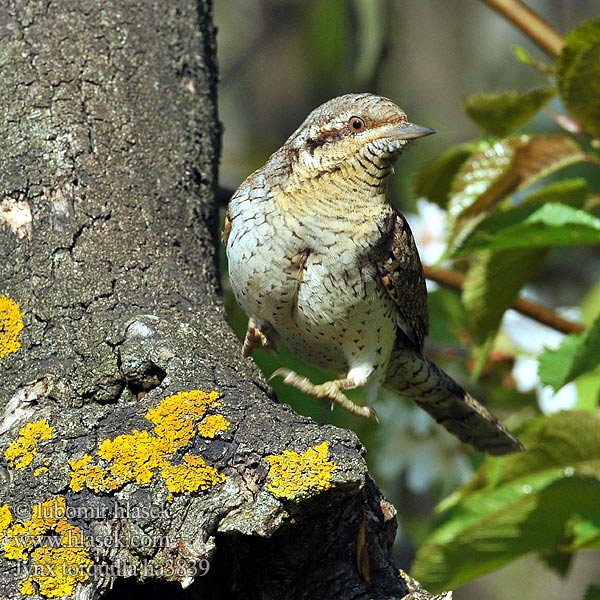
[0,2,440,599]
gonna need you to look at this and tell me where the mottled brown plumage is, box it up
[224,93,523,455]
[379,213,429,350]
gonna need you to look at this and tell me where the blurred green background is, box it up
[215,2,600,598]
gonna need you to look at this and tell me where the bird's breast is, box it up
[227,183,396,370]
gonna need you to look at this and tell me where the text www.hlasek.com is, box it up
[10,530,174,550]
[11,531,210,578]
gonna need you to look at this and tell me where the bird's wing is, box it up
[378,211,429,351]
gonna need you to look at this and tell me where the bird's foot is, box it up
[270,368,376,420]
[243,316,276,357]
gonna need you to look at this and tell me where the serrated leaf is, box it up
[455,202,600,255]
[414,144,474,208]
[465,88,556,137]
[463,249,546,374]
[448,139,518,222]
[556,17,600,138]
[513,136,588,188]
[538,312,600,390]
[447,135,588,245]
[538,334,583,389]
[412,411,600,592]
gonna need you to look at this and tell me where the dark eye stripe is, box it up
[305,128,347,153]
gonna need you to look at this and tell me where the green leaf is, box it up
[562,514,600,552]
[411,411,600,592]
[463,249,546,374]
[538,312,600,390]
[428,287,468,344]
[583,584,600,600]
[537,334,582,389]
[448,139,517,222]
[464,88,556,137]
[447,135,588,246]
[414,143,474,208]
[512,45,535,66]
[556,17,600,138]
[575,372,600,412]
[582,281,600,324]
[512,45,553,74]
[523,178,595,210]
[455,202,600,255]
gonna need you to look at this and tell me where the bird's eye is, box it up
[348,116,366,133]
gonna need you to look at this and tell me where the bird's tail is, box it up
[384,346,523,455]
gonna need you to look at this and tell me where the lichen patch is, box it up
[69,389,228,496]
[197,414,230,438]
[4,419,53,470]
[0,505,13,534]
[265,441,339,501]
[2,497,93,598]
[0,295,24,360]
[161,454,225,494]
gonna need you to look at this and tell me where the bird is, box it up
[222,93,523,455]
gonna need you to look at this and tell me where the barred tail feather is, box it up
[384,347,523,455]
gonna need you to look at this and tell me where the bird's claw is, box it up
[243,317,276,357]
[270,368,376,420]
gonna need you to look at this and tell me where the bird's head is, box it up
[284,93,435,187]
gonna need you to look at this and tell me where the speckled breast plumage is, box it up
[226,173,397,377]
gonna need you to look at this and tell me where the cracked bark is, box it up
[0,2,444,599]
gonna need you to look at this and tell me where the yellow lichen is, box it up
[265,441,339,501]
[68,454,108,493]
[20,579,35,595]
[198,414,230,438]
[161,454,225,493]
[34,458,51,477]
[4,419,53,470]
[69,390,228,496]
[98,429,168,487]
[146,389,221,448]
[0,505,13,535]
[0,295,24,360]
[2,497,93,598]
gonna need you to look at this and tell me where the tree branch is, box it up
[424,265,585,335]
[481,0,564,58]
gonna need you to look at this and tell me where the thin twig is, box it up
[481,0,564,58]
[424,265,585,335]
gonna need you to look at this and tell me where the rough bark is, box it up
[0,2,442,599]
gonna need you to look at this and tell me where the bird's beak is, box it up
[390,122,436,140]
